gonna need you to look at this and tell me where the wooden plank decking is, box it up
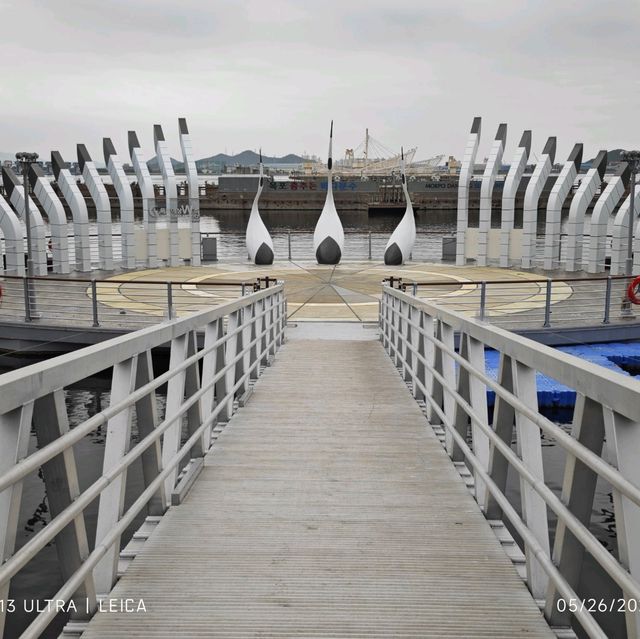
[82,332,554,638]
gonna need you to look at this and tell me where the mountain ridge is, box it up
[147,149,306,172]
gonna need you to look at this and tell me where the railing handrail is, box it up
[400,274,636,287]
[0,283,287,638]
[0,273,253,286]
[0,284,283,415]
[380,285,640,639]
[383,285,640,422]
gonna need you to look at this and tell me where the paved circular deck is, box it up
[96,262,572,322]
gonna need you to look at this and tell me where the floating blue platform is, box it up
[484,342,640,408]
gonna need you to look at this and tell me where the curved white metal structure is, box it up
[586,163,629,274]
[154,124,180,267]
[542,144,583,270]
[520,137,557,268]
[384,148,415,265]
[178,118,201,266]
[609,180,640,275]
[28,164,70,274]
[52,151,91,272]
[104,138,135,269]
[78,144,114,271]
[565,150,607,272]
[2,166,47,276]
[129,131,158,268]
[313,121,344,264]
[499,130,531,267]
[456,117,481,266]
[246,152,274,265]
[477,123,507,266]
[0,193,25,275]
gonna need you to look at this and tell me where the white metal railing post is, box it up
[239,306,251,395]
[603,276,612,325]
[91,279,100,327]
[478,281,487,321]
[201,318,222,442]
[268,293,277,357]
[259,298,268,366]
[402,301,412,381]
[133,350,166,516]
[161,333,189,502]
[546,394,605,626]
[94,356,139,594]
[184,330,205,458]
[381,292,389,350]
[511,360,550,599]
[451,334,472,463]
[421,312,435,417]
[227,309,244,404]
[279,290,286,345]
[602,406,640,639]
[439,322,457,455]
[410,306,425,401]
[166,281,174,320]
[394,298,403,368]
[22,276,32,322]
[0,402,33,638]
[543,279,552,328]
[250,302,259,380]
[32,390,97,618]
[465,335,491,506]
[214,318,232,422]
[484,352,515,519]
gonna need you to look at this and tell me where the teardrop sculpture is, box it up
[313,121,344,264]
[384,148,416,265]
[246,152,274,265]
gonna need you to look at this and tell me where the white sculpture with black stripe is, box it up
[313,121,344,264]
[246,152,274,265]
[52,151,92,272]
[2,166,47,275]
[384,148,415,265]
[178,118,201,266]
[78,144,114,271]
[129,131,158,268]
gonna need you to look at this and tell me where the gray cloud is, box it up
[0,0,638,164]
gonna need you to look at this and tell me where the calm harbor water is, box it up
[1,209,630,638]
[70,207,604,264]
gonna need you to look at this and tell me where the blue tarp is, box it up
[483,342,640,408]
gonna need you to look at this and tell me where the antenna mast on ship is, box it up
[364,128,369,172]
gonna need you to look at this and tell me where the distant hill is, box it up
[146,155,183,172]
[583,149,626,169]
[146,150,305,173]
[196,150,305,170]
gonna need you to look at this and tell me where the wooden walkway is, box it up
[82,331,553,638]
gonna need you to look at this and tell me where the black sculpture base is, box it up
[255,243,274,265]
[384,243,403,266]
[316,237,342,265]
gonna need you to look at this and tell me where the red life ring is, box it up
[627,276,640,305]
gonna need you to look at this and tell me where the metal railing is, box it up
[0,274,267,328]
[391,274,638,330]
[0,284,286,638]
[198,229,449,262]
[380,285,640,638]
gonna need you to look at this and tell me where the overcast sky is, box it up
[1,0,639,164]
